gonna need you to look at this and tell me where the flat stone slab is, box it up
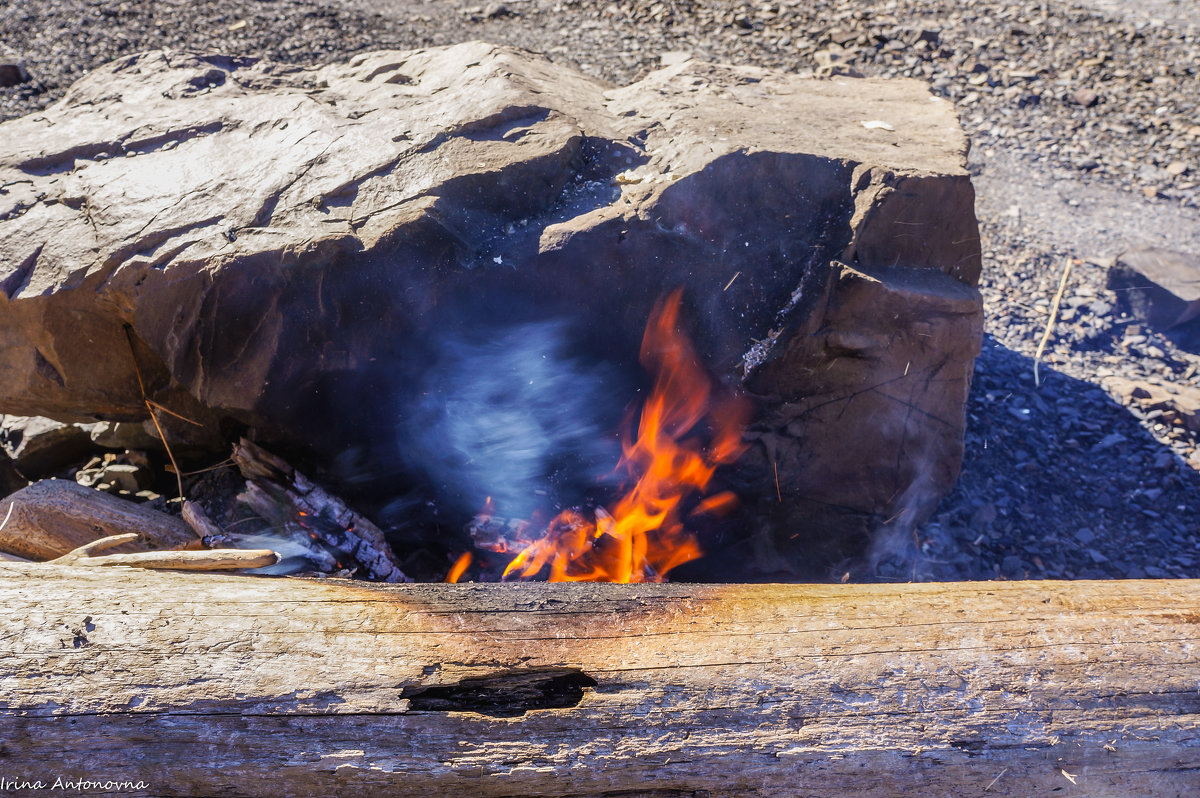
[1107,247,1200,330]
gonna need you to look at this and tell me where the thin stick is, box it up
[55,548,280,570]
[63,532,140,558]
[0,502,13,534]
[170,458,234,477]
[773,460,782,503]
[47,532,278,570]
[145,400,203,427]
[124,325,185,499]
[1033,259,1073,388]
[145,399,183,500]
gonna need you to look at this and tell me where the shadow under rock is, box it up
[1165,316,1200,354]
[894,335,1200,582]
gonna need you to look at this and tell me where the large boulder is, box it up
[0,43,982,575]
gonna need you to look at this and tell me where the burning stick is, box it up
[232,439,411,582]
[47,533,278,571]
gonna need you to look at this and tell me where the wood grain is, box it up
[0,565,1197,797]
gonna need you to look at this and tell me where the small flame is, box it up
[502,289,748,583]
[445,551,472,583]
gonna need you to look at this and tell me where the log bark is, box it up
[0,566,1197,797]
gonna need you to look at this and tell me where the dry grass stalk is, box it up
[123,324,185,499]
[1033,258,1074,387]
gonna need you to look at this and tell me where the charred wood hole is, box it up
[401,667,597,718]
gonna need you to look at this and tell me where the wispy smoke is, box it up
[207,531,328,576]
[400,320,627,524]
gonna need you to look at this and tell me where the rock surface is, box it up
[0,43,981,571]
[1105,376,1200,435]
[0,414,94,477]
[1107,248,1200,330]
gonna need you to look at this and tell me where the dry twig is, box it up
[1033,258,1074,388]
[123,324,185,499]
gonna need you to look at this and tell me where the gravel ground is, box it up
[2,0,1198,582]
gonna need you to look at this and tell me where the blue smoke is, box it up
[401,320,626,523]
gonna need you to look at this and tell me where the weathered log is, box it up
[0,478,196,560]
[0,567,1197,797]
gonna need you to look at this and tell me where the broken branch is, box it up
[48,533,278,570]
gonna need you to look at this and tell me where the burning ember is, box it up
[454,289,749,583]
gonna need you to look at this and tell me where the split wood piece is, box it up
[46,533,278,571]
[180,499,225,540]
[0,478,197,560]
[0,569,1196,797]
[232,438,409,582]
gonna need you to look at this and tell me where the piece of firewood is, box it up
[46,532,279,571]
[0,478,197,560]
[180,499,225,540]
[0,568,1197,797]
[232,439,409,582]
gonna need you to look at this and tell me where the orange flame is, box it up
[445,551,472,583]
[502,289,749,583]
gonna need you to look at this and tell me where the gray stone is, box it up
[0,44,982,570]
[1107,248,1200,330]
[0,415,94,477]
[75,462,152,493]
[1105,377,1200,434]
[87,421,164,451]
[1000,554,1024,578]
[0,62,29,88]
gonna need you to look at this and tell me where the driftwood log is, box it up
[0,566,1197,797]
[0,479,196,560]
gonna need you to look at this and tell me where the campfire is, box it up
[0,289,752,585]
[6,41,1196,798]
[455,289,749,584]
